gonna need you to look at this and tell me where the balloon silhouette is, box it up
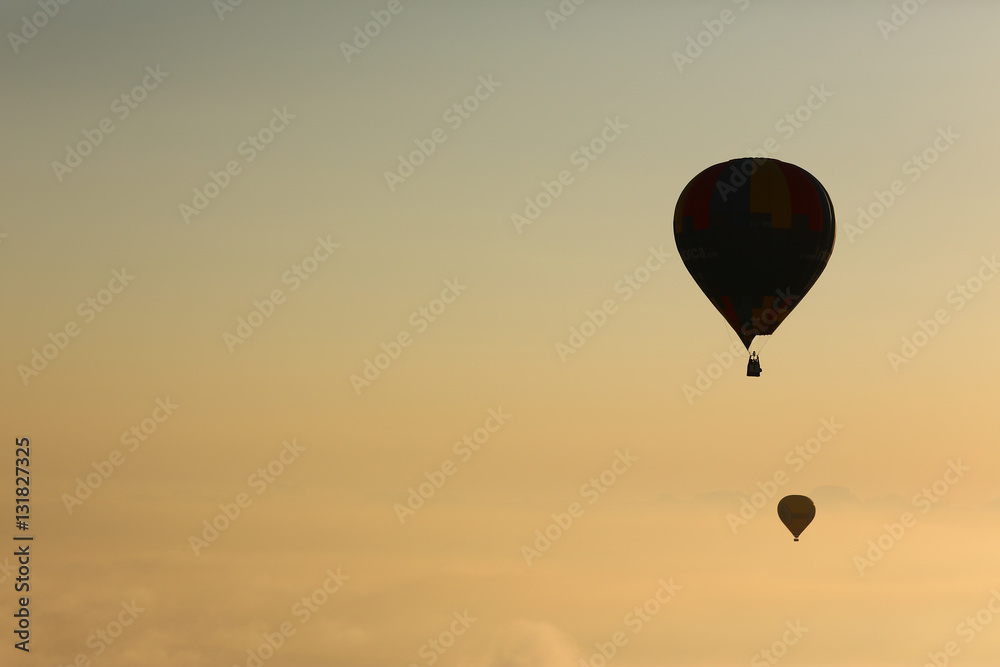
[674,158,835,350]
[777,495,815,541]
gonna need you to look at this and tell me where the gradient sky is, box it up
[4,1,1000,666]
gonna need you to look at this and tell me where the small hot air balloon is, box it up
[674,158,835,374]
[777,495,815,541]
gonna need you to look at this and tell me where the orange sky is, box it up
[3,1,1000,666]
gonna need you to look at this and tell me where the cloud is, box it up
[693,490,742,505]
[809,485,860,506]
[473,620,580,667]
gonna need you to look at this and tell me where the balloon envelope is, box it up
[674,158,835,348]
[777,495,815,541]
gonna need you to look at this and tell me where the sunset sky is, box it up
[4,1,1000,666]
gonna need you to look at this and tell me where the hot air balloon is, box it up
[777,495,815,541]
[673,158,835,375]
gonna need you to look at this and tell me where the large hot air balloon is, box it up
[777,495,815,541]
[674,158,835,372]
